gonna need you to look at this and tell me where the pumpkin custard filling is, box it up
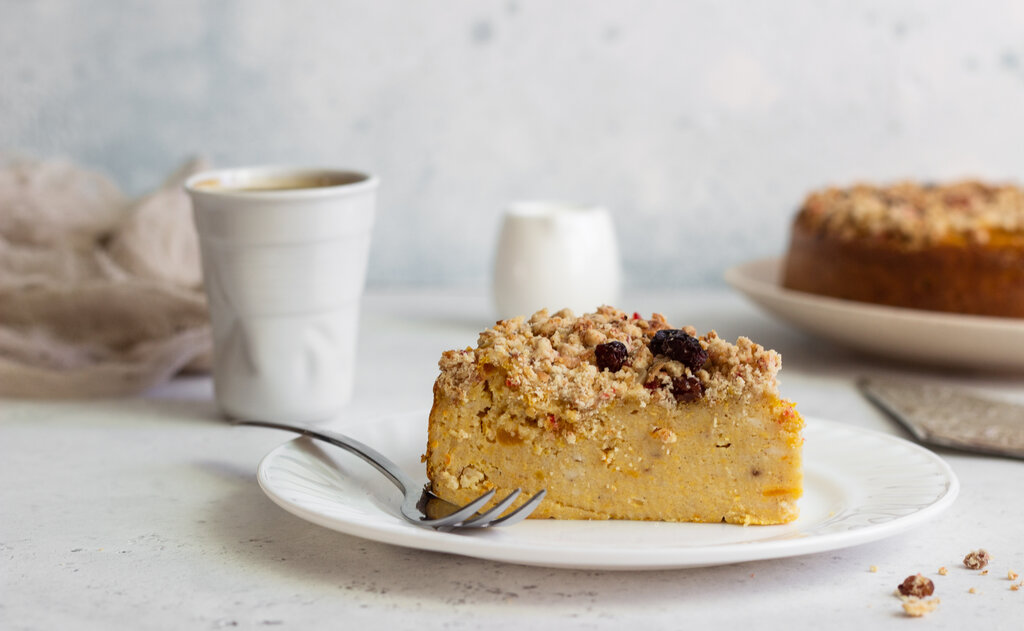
[424,306,804,525]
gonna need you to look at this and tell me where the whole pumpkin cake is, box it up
[424,306,804,525]
[782,180,1024,317]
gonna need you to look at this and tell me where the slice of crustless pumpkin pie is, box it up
[424,306,803,525]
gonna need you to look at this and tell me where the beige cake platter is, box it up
[726,257,1024,371]
[256,410,957,571]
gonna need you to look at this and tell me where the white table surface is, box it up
[4,289,1023,630]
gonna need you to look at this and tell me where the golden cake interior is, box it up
[425,306,803,525]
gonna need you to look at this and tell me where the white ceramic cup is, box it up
[493,201,622,319]
[185,166,377,423]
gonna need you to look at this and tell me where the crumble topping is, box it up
[795,180,1024,248]
[435,306,782,417]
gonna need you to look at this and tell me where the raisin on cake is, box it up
[782,180,1024,317]
[424,306,803,525]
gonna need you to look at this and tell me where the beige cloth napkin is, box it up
[0,158,213,398]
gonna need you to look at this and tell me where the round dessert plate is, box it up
[256,410,958,570]
[725,257,1024,371]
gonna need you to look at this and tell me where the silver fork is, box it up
[237,418,546,531]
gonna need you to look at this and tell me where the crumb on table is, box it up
[964,549,991,570]
[898,574,935,598]
[901,597,940,617]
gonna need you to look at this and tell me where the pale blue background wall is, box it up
[4,1,1024,288]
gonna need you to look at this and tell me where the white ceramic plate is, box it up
[256,411,958,570]
[725,257,1024,371]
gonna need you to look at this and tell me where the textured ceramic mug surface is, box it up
[493,201,621,319]
[186,167,377,423]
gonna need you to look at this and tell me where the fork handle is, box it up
[235,419,417,494]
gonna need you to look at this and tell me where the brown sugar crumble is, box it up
[795,180,1024,248]
[869,565,878,573]
[964,549,991,570]
[438,306,782,436]
[938,566,948,576]
[898,574,935,598]
[968,587,979,594]
[1009,570,1019,581]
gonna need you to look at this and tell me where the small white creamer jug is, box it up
[493,201,622,319]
